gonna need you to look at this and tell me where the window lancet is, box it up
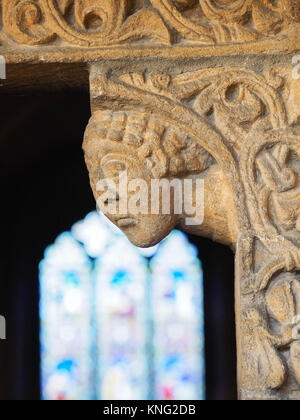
[40,212,205,400]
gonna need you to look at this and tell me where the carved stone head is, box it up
[83,109,217,247]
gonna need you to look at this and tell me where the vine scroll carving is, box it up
[84,63,300,399]
[1,0,300,403]
[0,0,299,49]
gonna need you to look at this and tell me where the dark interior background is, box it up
[0,91,236,400]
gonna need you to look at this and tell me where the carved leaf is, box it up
[252,0,300,33]
[257,146,296,193]
[2,0,300,46]
[74,0,123,33]
[2,0,171,46]
[150,0,215,43]
[266,277,300,325]
[210,22,259,43]
[173,0,197,11]
[200,0,253,24]
[56,0,72,15]
[244,309,287,390]
[117,9,171,44]
[222,84,264,124]
[290,341,300,385]
[252,1,284,34]
[283,0,300,22]
[192,77,266,149]
[150,0,300,44]
[119,72,175,99]
[256,333,287,390]
[2,0,56,45]
[193,85,215,115]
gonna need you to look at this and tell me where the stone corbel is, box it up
[1,0,300,401]
[84,63,300,400]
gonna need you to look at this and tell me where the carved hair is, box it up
[84,110,214,178]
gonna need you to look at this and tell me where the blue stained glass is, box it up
[40,212,205,400]
[151,231,205,400]
[95,237,149,400]
[40,233,93,400]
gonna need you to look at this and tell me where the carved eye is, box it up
[102,161,126,180]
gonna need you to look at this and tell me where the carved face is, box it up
[84,139,178,248]
[83,109,215,247]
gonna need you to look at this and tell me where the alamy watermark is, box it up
[0,315,6,340]
[0,56,7,340]
[0,56,6,80]
[96,171,205,226]
[292,55,300,80]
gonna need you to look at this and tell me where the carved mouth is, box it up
[116,218,137,227]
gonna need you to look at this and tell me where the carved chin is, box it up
[119,221,174,248]
[121,228,165,248]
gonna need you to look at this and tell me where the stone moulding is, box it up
[85,63,300,400]
[1,0,300,63]
[1,0,300,402]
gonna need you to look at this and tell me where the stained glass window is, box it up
[40,212,205,400]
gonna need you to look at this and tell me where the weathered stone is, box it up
[1,0,300,400]
[85,63,300,400]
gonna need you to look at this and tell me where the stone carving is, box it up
[1,0,299,48]
[151,0,300,43]
[84,109,214,179]
[242,306,291,391]
[266,276,300,387]
[84,64,300,399]
[251,141,300,290]
[1,0,299,403]
[83,108,237,247]
[1,0,170,46]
